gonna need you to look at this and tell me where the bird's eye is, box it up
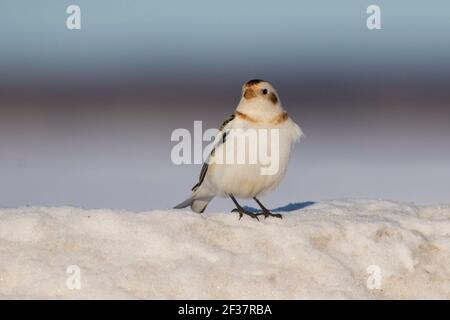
[262,89,268,95]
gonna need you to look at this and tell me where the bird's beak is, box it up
[243,88,256,99]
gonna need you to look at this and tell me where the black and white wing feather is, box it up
[191,114,235,191]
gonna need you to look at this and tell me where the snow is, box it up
[0,200,449,299]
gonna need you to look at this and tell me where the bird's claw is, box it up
[231,208,260,221]
[255,210,283,220]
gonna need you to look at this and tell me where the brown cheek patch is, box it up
[244,88,256,99]
[269,92,278,104]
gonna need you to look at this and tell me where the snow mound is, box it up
[1,200,449,299]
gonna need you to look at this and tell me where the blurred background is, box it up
[1,0,449,211]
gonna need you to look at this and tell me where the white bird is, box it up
[175,79,303,220]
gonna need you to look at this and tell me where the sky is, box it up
[0,1,449,210]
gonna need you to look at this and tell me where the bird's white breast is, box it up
[205,117,302,198]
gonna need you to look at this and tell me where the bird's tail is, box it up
[174,184,215,213]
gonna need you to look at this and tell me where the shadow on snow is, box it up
[243,201,316,213]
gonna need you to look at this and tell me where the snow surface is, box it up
[0,200,449,299]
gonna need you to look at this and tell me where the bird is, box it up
[174,79,303,220]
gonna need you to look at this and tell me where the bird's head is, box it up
[242,79,279,103]
[238,79,283,115]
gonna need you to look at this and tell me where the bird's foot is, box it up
[256,209,283,220]
[231,208,260,221]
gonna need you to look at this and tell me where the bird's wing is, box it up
[191,114,235,191]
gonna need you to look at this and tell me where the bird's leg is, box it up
[253,197,282,219]
[229,194,259,221]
